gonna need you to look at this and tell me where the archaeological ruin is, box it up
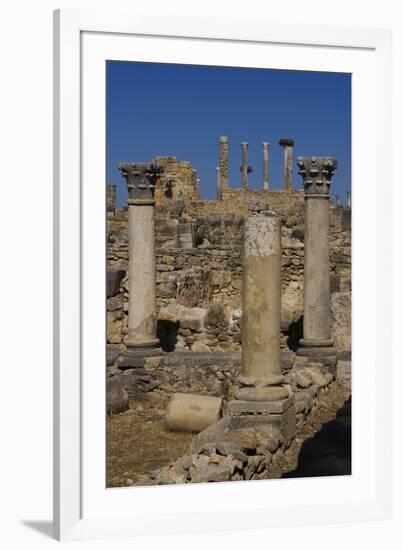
[106,137,351,486]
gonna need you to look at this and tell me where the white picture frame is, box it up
[53,8,392,541]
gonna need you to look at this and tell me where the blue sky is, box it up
[107,61,351,207]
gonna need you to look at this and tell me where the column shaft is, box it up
[241,214,282,380]
[216,166,221,200]
[279,138,294,192]
[262,142,269,189]
[303,196,331,342]
[219,136,229,194]
[241,142,249,189]
[127,201,158,347]
[297,156,338,357]
[284,146,293,192]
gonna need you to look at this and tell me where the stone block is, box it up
[107,267,126,297]
[165,393,222,433]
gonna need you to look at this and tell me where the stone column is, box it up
[228,209,295,438]
[219,136,229,195]
[241,142,250,189]
[117,162,163,366]
[195,178,201,196]
[216,166,221,200]
[262,142,270,189]
[278,138,294,192]
[347,191,351,208]
[336,195,340,207]
[297,156,338,362]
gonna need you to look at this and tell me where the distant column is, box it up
[347,191,351,208]
[336,195,340,207]
[195,178,201,196]
[297,156,338,361]
[241,141,249,189]
[216,166,221,200]
[279,138,294,192]
[262,142,270,189]
[118,162,163,361]
[219,136,229,195]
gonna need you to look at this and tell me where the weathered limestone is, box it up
[165,393,222,432]
[219,136,229,193]
[262,142,270,189]
[117,162,163,366]
[177,222,195,249]
[241,213,282,384]
[278,138,294,192]
[241,142,250,189]
[228,211,295,437]
[297,156,338,363]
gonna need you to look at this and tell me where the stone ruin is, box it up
[106,137,352,484]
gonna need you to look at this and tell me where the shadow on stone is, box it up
[157,319,179,352]
[286,316,303,351]
[282,396,351,478]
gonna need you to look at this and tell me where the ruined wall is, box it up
[106,185,351,356]
[153,156,200,205]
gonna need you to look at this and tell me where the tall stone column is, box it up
[336,195,340,207]
[219,136,229,195]
[262,142,270,189]
[241,142,250,189]
[117,162,163,366]
[347,191,351,208]
[279,138,294,192]
[216,166,221,200]
[297,156,338,362]
[228,209,295,438]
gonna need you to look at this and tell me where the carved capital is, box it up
[297,156,338,196]
[279,138,294,147]
[118,162,163,201]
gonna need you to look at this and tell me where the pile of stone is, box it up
[136,424,285,485]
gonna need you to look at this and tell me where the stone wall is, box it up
[154,156,200,205]
[106,189,351,355]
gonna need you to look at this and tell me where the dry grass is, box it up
[106,391,193,487]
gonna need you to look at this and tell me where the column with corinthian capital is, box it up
[117,162,163,367]
[297,156,338,365]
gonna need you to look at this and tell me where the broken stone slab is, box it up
[305,368,333,387]
[189,460,233,483]
[158,303,207,332]
[226,429,258,452]
[165,393,222,433]
[190,416,232,454]
[215,441,248,462]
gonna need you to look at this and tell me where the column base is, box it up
[118,338,162,369]
[296,339,337,377]
[227,396,296,442]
